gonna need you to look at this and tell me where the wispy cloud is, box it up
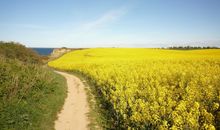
[19,24,45,29]
[60,6,129,43]
[82,7,128,31]
[1,23,45,29]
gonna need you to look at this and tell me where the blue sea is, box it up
[31,48,54,56]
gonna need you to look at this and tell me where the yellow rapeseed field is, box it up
[48,48,220,129]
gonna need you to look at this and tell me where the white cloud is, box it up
[8,23,46,30]
[82,7,128,31]
[59,7,129,43]
[20,24,45,29]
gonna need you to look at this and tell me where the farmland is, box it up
[48,48,220,129]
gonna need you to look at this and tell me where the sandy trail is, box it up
[54,71,89,130]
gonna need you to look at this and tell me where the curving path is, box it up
[54,71,89,130]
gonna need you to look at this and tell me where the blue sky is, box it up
[0,0,220,47]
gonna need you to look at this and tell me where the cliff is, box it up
[50,47,72,58]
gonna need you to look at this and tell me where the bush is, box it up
[0,57,67,129]
[0,41,42,64]
[0,42,67,129]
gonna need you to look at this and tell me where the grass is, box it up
[0,57,67,130]
[32,71,67,130]
[0,42,68,129]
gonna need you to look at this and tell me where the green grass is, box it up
[0,57,67,130]
[0,41,42,64]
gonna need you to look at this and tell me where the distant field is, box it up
[48,48,220,129]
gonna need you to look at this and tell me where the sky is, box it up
[0,0,220,48]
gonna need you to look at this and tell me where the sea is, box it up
[31,48,54,56]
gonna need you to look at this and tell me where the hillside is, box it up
[0,42,67,130]
[0,41,42,64]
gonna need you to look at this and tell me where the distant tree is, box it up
[166,45,219,50]
[61,47,67,49]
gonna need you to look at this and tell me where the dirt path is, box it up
[54,71,89,130]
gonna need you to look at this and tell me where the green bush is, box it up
[0,57,67,130]
[0,42,67,129]
[0,41,42,64]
